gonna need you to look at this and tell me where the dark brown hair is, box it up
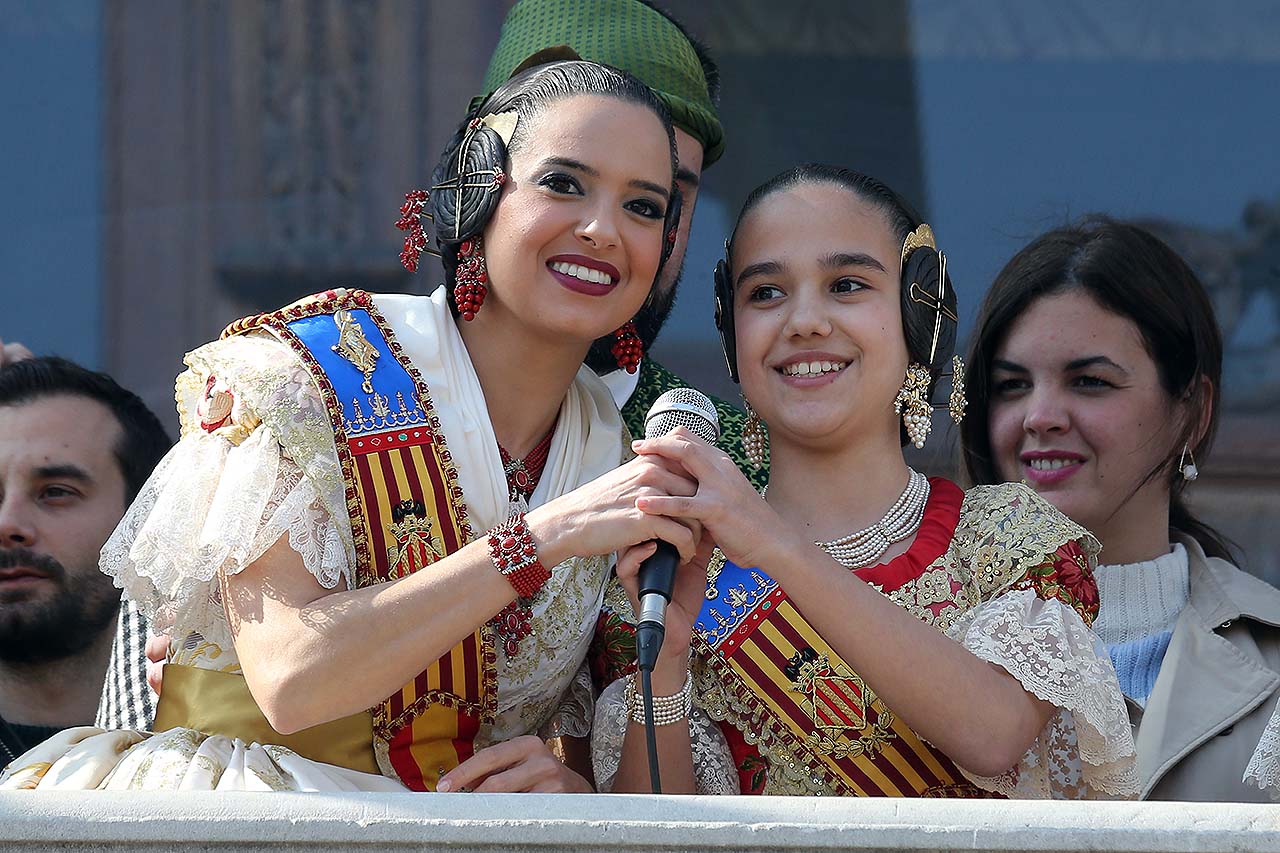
[722,164,956,447]
[430,59,679,312]
[0,356,171,504]
[962,216,1233,560]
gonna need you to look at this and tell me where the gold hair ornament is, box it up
[900,223,936,265]
[480,111,519,146]
[430,111,518,239]
[902,224,958,366]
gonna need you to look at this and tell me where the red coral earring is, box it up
[610,321,643,373]
[395,190,433,272]
[453,237,488,321]
[394,189,486,320]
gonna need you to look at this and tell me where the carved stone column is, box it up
[102,0,510,422]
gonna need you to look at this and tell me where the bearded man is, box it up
[0,357,169,763]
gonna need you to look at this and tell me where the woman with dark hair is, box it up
[961,217,1280,801]
[591,166,1137,798]
[2,60,696,793]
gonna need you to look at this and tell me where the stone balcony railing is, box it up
[2,792,1278,852]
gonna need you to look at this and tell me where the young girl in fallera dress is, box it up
[591,166,1139,798]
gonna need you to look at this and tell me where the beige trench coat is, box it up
[1133,534,1280,801]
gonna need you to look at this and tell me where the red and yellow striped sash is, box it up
[229,289,494,790]
[696,481,995,797]
[699,594,981,797]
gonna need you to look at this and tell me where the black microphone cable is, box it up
[633,388,719,793]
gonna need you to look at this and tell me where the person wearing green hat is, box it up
[474,0,764,489]
[83,1,748,795]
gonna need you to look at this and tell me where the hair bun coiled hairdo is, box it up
[713,247,738,383]
[900,243,958,376]
[429,118,509,246]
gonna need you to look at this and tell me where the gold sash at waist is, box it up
[152,664,379,775]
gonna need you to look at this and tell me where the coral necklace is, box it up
[492,423,557,659]
[499,427,556,507]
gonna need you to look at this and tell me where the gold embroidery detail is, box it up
[805,708,896,760]
[386,502,444,579]
[885,564,973,632]
[331,309,380,394]
[705,548,727,600]
[952,482,1097,600]
[786,647,869,736]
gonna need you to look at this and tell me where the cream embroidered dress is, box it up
[591,481,1140,799]
[1,288,621,791]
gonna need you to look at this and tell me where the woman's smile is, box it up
[989,290,1179,543]
[546,253,620,295]
[774,352,851,387]
[477,93,672,343]
[730,182,907,447]
[1019,450,1087,486]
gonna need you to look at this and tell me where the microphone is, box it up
[635,388,719,672]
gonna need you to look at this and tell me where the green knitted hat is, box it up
[473,0,723,166]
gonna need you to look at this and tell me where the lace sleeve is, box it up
[539,662,595,740]
[98,335,352,647]
[591,677,738,794]
[1244,695,1280,797]
[99,426,351,647]
[946,587,1140,799]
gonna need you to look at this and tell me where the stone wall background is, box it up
[3,0,1276,580]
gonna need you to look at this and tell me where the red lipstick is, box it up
[547,254,621,296]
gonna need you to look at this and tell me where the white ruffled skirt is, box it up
[0,726,407,792]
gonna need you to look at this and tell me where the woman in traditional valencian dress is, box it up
[591,165,1140,798]
[1,60,700,793]
[961,218,1280,801]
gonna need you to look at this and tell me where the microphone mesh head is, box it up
[643,387,720,443]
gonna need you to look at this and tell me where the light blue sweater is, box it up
[1092,544,1189,707]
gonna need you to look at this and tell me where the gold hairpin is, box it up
[429,113,516,239]
[901,223,936,265]
[901,222,958,365]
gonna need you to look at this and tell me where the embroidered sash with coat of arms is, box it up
[692,479,994,797]
[222,288,493,791]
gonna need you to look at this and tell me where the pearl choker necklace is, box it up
[815,468,930,568]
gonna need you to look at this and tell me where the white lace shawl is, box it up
[99,286,623,743]
[591,588,1139,798]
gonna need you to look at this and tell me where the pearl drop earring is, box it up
[1179,443,1199,481]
